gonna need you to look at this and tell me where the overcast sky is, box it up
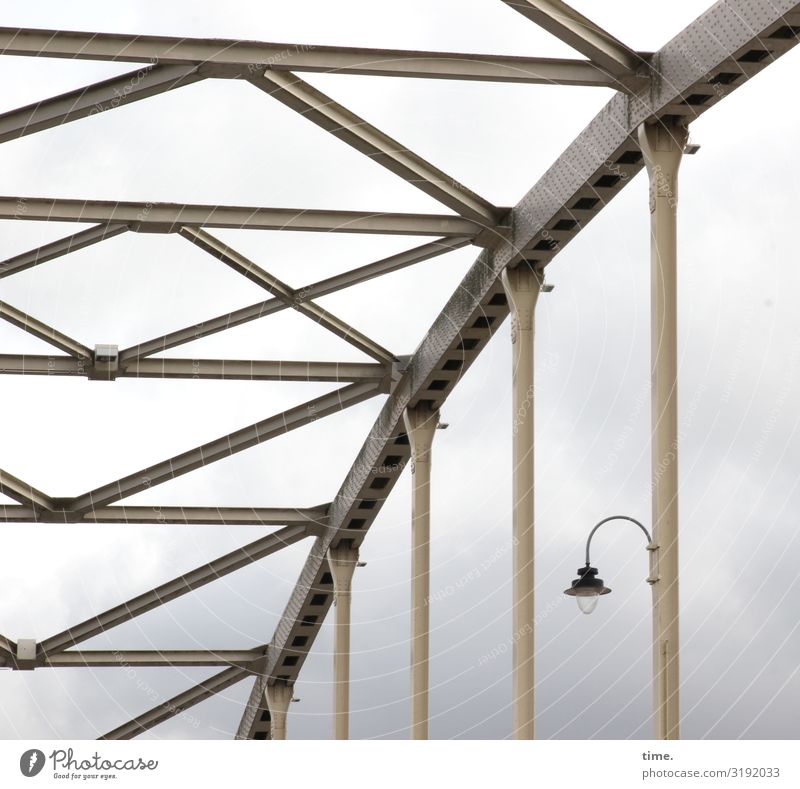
[1,0,799,741]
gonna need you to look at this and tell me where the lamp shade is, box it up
[563,565,611,614]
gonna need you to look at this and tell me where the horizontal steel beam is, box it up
[0,354,388,382]
[68,380,383,513]
[0,468,54,510]
[0,505,34,522]
[127,357,389,382]
[237,0,800,738]
[0,197,480,237]
[84,506,329,526]
[0,354,95,377]
[121,236,468,362]
[0,27,619,86]
[0,301,92,358]
[0,224,127,280]
[44,649,265,668]
[0,65,203,144]
[99,665,251,740]
[181,227,396,363]
[500,0,642,75]
[0,504,329,526]
[39,523,311,657]
[251,71,500,224]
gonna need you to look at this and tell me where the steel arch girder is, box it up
[235,0,800,738]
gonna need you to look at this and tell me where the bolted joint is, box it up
[264,680,293,740]
[403,404,439,468]
[88,344,119,381]
[15,639,37,670]
[36,507,83,524]
[646,541,661,585]
[248,649,270,676]
[472,221,512,250]
[502,263,543,338]
[638,121,689,212]
[326,545,359,601]
[386,356,411,394]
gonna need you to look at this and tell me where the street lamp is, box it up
[563,515,655,615]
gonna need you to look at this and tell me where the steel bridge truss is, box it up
[0,0,798,739]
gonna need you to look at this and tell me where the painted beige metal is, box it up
[240,0,800,735]
[264,681,293,740]
[82,506,329,527]
[121,237,469,363]
[0,27,620,86]
[0,65,203,144]
[100,666,251,740]
[120,358,388,382]
[501,263,543,740]
[500,0,641,75]
[0,301,91,359]
[305,238,471,299]
[402,403,439,739]
[0,634,16,659]
[251,71,500,225]
[180,227,396,364]
[0,505,35,522]
[327,545,359,739]
[639,120,687,740]
[0,0,795,741]
[0,224,126,280]
[38,523,311,656]
[0,504,328,526]
[68,381,382,514]
[43,649,264,668]
[0,468,54,511]
[0,197,481,237]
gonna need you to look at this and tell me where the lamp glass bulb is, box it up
[576,594,599,615]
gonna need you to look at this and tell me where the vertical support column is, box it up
[638,120,687,741]
[403,403,439,740]
[264,680,292,740]
[327,544,359,740]
[501,262,542,740]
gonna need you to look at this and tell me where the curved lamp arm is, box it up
[585,515,652,566]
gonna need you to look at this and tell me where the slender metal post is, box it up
[327,544,359,740]
[264,680,293,740]
[501,262,543,740]
[402,403,439,740]
[638,120,687,741]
